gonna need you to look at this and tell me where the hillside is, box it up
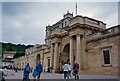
[1,42,33,58]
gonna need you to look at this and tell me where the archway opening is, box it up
[36,54,41,65]
[60,43,70,65]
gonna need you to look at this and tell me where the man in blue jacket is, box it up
[36,62,43,81]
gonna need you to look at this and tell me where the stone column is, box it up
[50,43,54,72]
[70,36,74,67]
[41,54,44,66]
[76,34,81,68]
[53,42,58,73]
[82,35,87,70]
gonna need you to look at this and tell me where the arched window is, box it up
[65,21,67,27]
[62,23,64,28]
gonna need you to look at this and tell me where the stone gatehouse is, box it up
[14,12,120,75]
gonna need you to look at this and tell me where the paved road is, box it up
[5,70,118,79]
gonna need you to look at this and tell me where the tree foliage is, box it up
[1,42,33,58]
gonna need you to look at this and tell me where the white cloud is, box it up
[0,2,2,41]
[2,2,118,45]
[13,20,23,28]
[105,13,118,28]
[2,0,120,2]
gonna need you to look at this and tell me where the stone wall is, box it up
[13,44,51,71]
[85,34,119,75]
[43,52,51,72]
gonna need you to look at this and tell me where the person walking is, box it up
[36,62,43,81]
[73,61,79,79]
[63,62,70,79]
[23,63,31,81]
[32,67,38,81]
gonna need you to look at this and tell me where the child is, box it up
[32,68,38,81]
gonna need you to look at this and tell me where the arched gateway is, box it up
[36,54,41,65]
[60,43,70,64]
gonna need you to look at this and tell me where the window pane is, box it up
[103,50,110,64]
[104,58,110,64]
[103,50,109,57]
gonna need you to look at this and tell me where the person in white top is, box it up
[63,62,70,79]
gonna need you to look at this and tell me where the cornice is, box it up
[64,23,104,31]
[87,32,120,43]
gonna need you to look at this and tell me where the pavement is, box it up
[5,70,119,79]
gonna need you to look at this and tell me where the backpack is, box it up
[25,66,30,72]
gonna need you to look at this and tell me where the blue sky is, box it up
[1,1,119,45]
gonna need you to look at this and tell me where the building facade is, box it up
[13,12,120,75]
[2,51,16,69]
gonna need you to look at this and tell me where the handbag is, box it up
[72,70,75,76]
